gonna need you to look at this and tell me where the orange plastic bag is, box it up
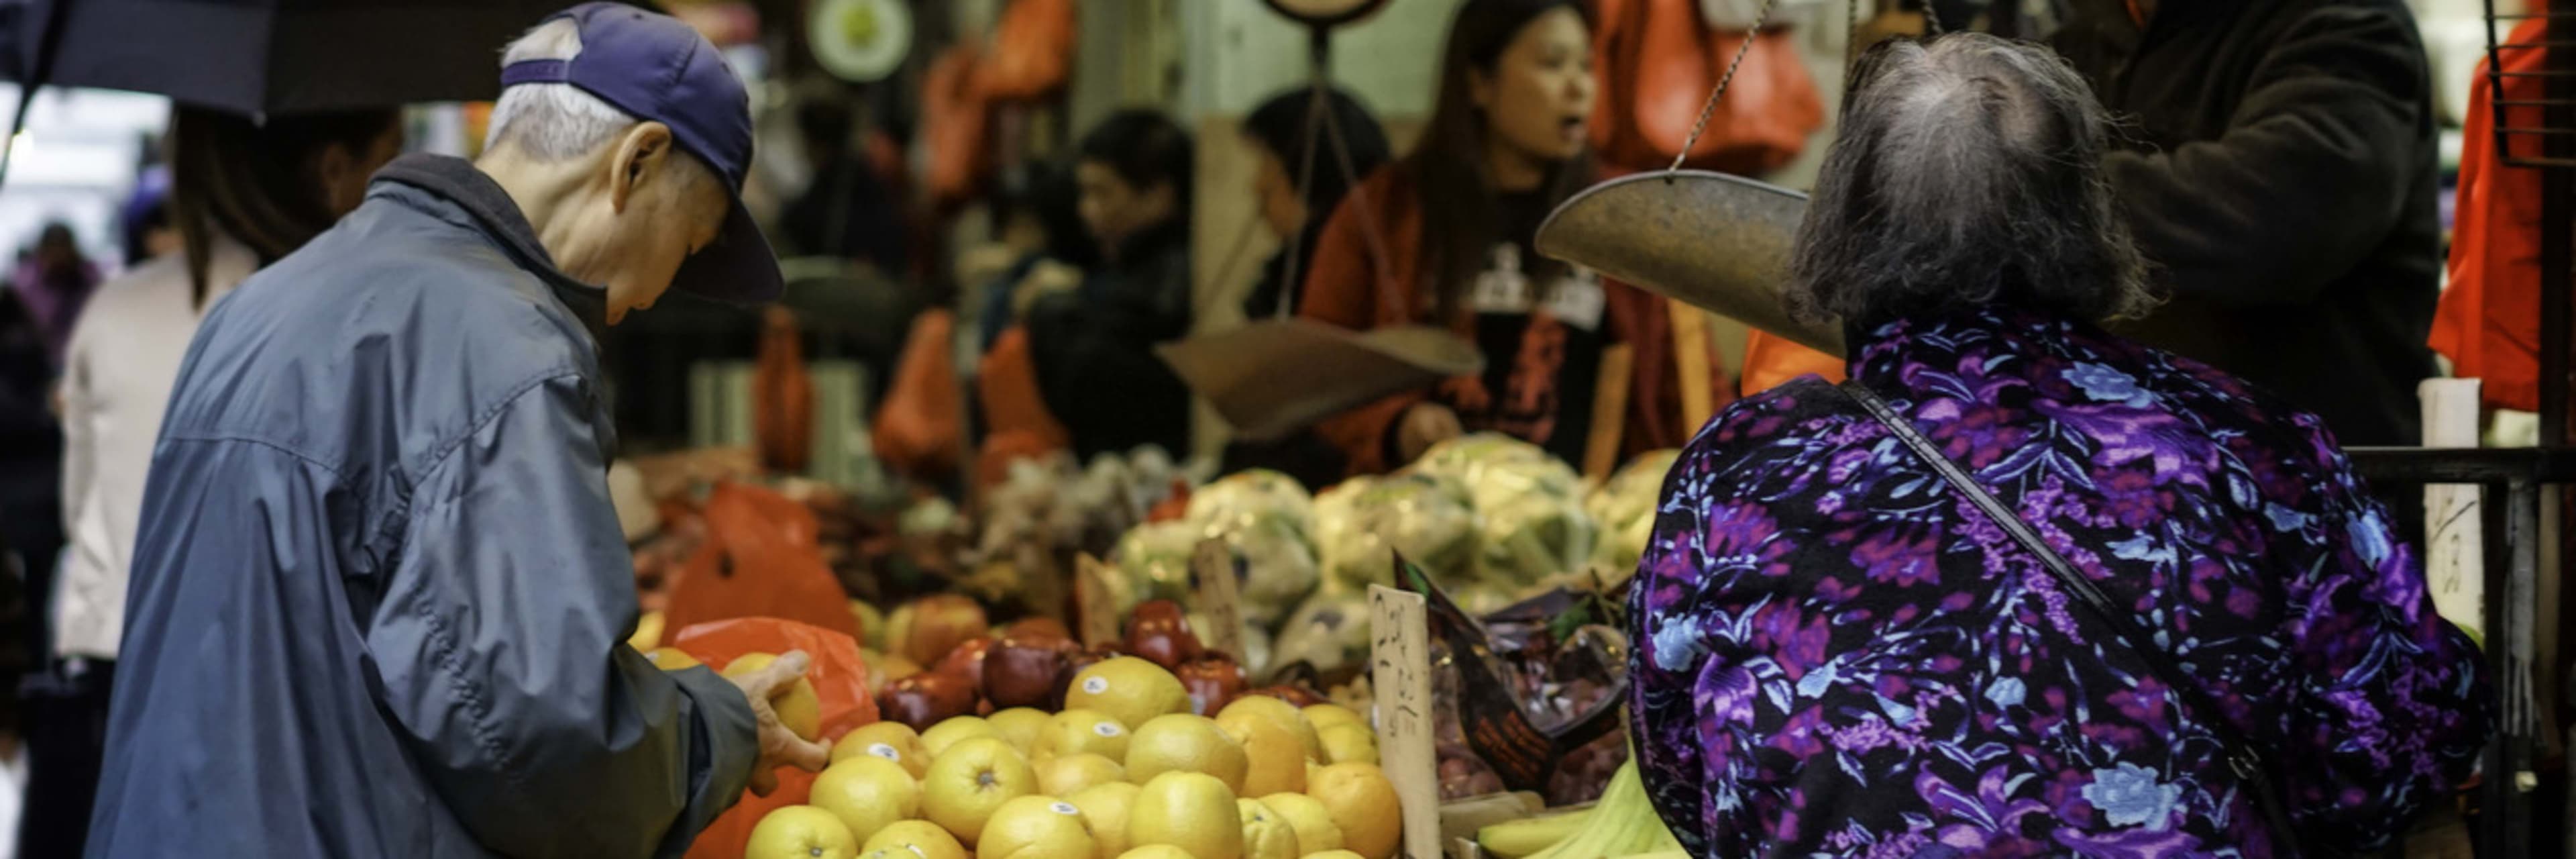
[672,617,879,859]
[972,0,1075,101]
[873,309,967,478]
[661,483,860,640]
[1590,0,1823,174]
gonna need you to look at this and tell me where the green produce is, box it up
[1414,435,1593,588]
[1586,450,1680,588]
[1477,759,1682,859]
[1316,474,1480,591]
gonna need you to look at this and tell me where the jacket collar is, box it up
[368,153,609,341]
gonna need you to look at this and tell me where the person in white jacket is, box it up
[33,104,400,858]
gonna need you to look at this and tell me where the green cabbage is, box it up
[1413,434,1595,587]
[1316,473,1481,592]
[1587,450,1680,589]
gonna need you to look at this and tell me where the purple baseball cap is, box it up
[500,1,780,303]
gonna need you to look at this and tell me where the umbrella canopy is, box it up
[13,0,580,114]
[1533,169,1842,355]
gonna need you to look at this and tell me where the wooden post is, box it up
[1583,344,1635,483]
[1670,300,1716,435]
[1073,554,1122,648]
[1369,585,1440,859]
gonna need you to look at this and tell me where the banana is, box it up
[1608,852,1690,859]
[1478,808,1593,858]
[1522,758,1686,859]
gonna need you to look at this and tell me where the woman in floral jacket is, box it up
[1626,35,2489,858]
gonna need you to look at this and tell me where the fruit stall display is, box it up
[657,598,1406,859]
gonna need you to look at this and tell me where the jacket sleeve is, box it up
[2098,5,2430,306]
[2277,423,2491,854]
[366,372,757,858]
[1298,183,1422,475]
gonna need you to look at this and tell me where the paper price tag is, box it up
[1368,584,1439,859]
[1191,540,1248,664]
[1073,554,1122,648]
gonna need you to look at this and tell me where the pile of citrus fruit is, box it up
[743,654,1402,859]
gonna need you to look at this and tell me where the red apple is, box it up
[1238,685,1325,708]
[932,637,994,693]
[1125,600,1203,670]
[896,593,990,666]
[1175,653,1248,716]
[983,634,1077,710]
[875,672,977,731]
[1005,616,1073,642]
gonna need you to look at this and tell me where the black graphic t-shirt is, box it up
[1447,191,1608,466]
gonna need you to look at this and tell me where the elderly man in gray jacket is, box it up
[85,5,829,856]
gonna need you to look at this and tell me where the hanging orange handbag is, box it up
[921,43,990,208]
[973,0,1076,102]
[1589,0,1825,175]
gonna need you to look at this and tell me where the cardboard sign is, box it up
[1369,583,1440,859]
[1191,540,1248,664]
[1073,554,1122,648]
[2420,378,2486,643]
[1157,319,1485,441]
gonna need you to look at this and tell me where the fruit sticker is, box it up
[869,743,902,761]
[1083,676,1110,695]
[1051,802,1081,816]
[1095,722,1124,737]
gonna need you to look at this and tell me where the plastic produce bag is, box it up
[1317,473,1481,591]
[1413,434,1595,588]
[1112,519,1199,612]
[663,483,862,640]
[1587,450,1680,587]
[1183,470,1321,628]
[672,617,879,859]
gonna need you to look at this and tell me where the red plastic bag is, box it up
[872,309,965,478]
[662,483,860,640]
[674,617,880,859]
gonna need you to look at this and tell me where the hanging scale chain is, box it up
[1667,0,1785,174]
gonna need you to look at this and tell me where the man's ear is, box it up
[609,122,678,213]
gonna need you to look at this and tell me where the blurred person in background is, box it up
[84,6,825,855]
[117,166,178,268]
[1016,109,1197,459]
[1236,87,1391,321]
[31,105,404,858]
[9,223,98,370]
[1223,86,1392,487]
[1628,34,2485,856]
[968,162,1095,354]
[1302,0,1718,474]
[779,91,908,275]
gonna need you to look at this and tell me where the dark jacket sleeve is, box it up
[2098,4,2430,306]
[1022,246,1197,456]
[366,372,757,858]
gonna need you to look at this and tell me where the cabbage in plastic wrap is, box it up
[1585,449,1680,589]
[1185,470,1323,627]
[1411,434,1595,588]
[1110,519,1197,613]
[1316,473,1481,591]
[1269,589,1374,676]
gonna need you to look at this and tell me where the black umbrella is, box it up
[12,0,580,115]
[0,0,584,184]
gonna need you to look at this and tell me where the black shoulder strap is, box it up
[1839,380,2302,854]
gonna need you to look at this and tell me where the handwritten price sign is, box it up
[1368,584,1438,859]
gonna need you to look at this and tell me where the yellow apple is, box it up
[976,795,1097,859]
[1254,793,1342,856]
[1034,754,1125,798]
[811,756,922,844]
[1301,852,1366,859]
[1216,697,1320,762]
[1237,799,1298,859]
[723,652,823,741]
[1299,704,1362,735]
[645,648,702,672]
[1305,764,1398,859]
[1128,772,1242,859]
[1112,848,1195,859]
[834,721,931,779]
[1315,723,1377,767]
[924,716,1002,758]
[865,820,969,859]
[987,707,1051,754]
[1032,709,1130,762]
[1067,782,1140,858]
[851,599,887,650]
[746,805,859,859]
[629,611,666,651]
[923,737,1037,845]
[1228,718,1307,797]
[1125,714,1248,794]
[1062,657,1189,731]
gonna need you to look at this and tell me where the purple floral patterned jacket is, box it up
[1627,305,2489,858]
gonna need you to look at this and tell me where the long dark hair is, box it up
[1785,35,2149,325]
[168,105,400,307]
[1407,0,1594,320]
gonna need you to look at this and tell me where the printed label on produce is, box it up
[1094,722,1123,737]
[1083,676,1110,695]
[1052,802,1081,816]
[869,743,900,761]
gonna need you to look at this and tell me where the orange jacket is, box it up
[2430,9,2551,413]
[1740,328,1845,397]
[1297,165,1729,474]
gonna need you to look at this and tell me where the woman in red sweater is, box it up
[1299,0,1719,474]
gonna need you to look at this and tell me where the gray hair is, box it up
[1784,34,2150,325]
[484,17,639,160]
